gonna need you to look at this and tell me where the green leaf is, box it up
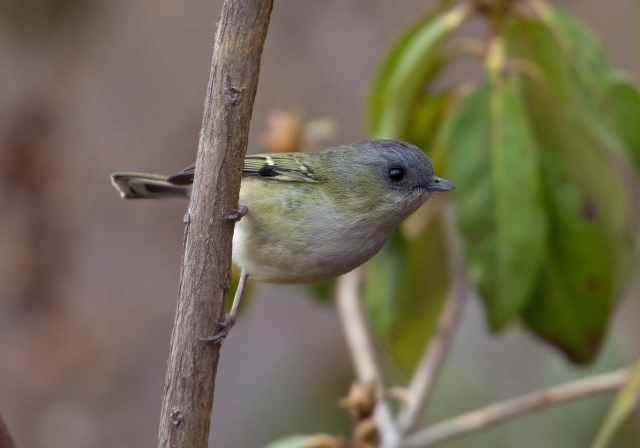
[362,237,404,341]
[542,6,613,87]
[442,85,496,320]
[444,79,546,330]
[406,90,452,153]
[505,15,573,100]
[367,12,438,136]
[516,71,632,364]
[538,7,640,172]
[362,218,449,371]
[368,4,469,139]
[604,76,640,171]
[391,218,449,370]
[591,363,640,448]
[505,12,634,363]
[538,8,638,162]
[306,279,336,302]
[487,77,547,328]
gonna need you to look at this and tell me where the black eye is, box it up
[388,168,405,182]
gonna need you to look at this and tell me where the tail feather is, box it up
[111,173,191,200]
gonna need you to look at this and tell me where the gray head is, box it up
[322,139,455,222]
[353,139,454,192]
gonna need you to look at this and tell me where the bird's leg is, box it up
[200,270,249,345]
[222,204,248,222]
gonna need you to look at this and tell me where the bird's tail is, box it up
[111,173,190,200]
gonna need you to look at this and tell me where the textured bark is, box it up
[157,1,273,447]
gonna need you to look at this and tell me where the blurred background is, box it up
[1,0,639,447]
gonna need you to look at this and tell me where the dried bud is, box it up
[353,417,378,447]
[339,381,376,420]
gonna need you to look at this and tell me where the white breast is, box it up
[231,205,393,284]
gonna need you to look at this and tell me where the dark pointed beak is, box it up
[425,176,455,192]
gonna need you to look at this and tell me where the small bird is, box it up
[111,139,455,342]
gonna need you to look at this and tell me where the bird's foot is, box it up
[222,204,248,222]
[199,314,236,345]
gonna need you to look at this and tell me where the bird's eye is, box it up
[388,168,405,182]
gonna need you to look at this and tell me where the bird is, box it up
[111,139,455,342]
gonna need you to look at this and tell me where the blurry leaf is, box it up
[362,238,404,341]
[363,0,637,365]
[505,15,572,100]
[367,13,436,135]
[604,76,640,171]
[541,6,613,87]
[543,7,640,166]
[516,70,633,364]
[537,7,640,172]
[368,4,470,139]
[406,90,453,153]
[487,76,547,328]
[591,362,640,448]
[362,219,449,371]
[444,77,546,329]
[307,279,336,303]
[390,219,449,369]
[442,85,496,320]
[504,12,634,362]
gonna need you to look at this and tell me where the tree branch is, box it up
[336,268,382,384]
[396,203,468,435]
[157,1,273,447]
[404,367,633,448]
[336,268,399,444]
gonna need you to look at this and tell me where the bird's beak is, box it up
[425,176,455,192]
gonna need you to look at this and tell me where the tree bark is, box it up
[158,1,274,447]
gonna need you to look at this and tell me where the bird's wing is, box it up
[166,154,322,185]
[166,164,196,185]
[243,154,321,182]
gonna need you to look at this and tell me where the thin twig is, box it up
[336,268,380,382]
[404,367,633,448]
[336,268,399,444]
[396,202,468,436]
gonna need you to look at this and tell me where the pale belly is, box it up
[231,182,393,284]
[232,216,391,283]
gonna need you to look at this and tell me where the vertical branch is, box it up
[157,1,273,448]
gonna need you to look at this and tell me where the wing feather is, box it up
[167,154,322,185]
